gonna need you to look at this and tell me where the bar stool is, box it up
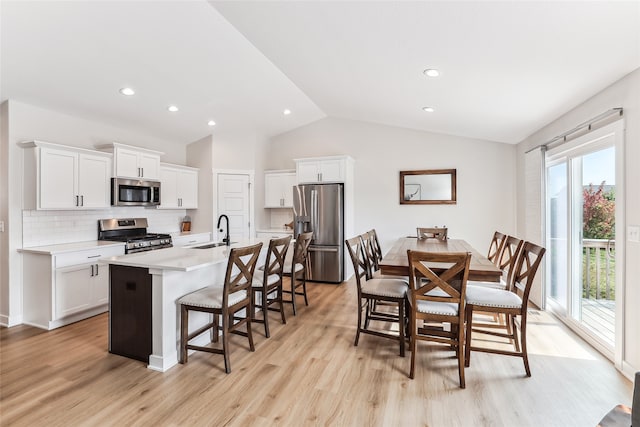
[178,242,263,374]
[282,232,313,315]
[252,235,291,337]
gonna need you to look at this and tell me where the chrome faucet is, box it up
[217,214,230,246]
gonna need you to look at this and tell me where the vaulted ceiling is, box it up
[2,1,639,145]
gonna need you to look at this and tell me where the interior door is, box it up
[217,173,251,241]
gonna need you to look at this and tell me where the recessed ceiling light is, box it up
[283,109,291,115]
[422,106,435,113]
[168,105,179,112]
[119,87,135,96]
[207,120,216,127]
[423,69,440,77]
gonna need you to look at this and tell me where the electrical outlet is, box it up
[628,225,640,243]
[0,221,4,233]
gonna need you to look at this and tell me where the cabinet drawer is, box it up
[55,245,124,268]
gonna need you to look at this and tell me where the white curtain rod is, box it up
[525,107,623,154]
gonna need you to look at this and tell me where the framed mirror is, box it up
[399,169,457,205]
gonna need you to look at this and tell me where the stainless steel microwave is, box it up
[111,178,161,206]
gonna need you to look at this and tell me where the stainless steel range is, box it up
[98,218,172,254]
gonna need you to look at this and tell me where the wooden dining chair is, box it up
[416,227,448,241]
[282,232,313,315]
[345,235,409,356]
[406,250,471,388]
[178,242,263,374]
[252,235,292,338]
[487,231,507,266]
[464,241,546,377]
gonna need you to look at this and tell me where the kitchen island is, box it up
[103,238,269,372]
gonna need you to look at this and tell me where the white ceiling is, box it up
[2,1,639,145]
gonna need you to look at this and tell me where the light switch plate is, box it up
[628,225,640,243]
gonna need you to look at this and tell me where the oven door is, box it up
[111,178,160,206]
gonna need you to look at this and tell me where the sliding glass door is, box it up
[545,121,623,361]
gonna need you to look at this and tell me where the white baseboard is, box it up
[0,313,24,328]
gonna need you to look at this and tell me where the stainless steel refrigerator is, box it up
[293,183,344,283]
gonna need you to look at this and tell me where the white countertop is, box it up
[19,240,126,255]
[103,237,270,272]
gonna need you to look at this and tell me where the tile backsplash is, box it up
[22,208,187,247]
[269,208,294,229]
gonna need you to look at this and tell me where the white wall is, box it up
[187,131,268,236]
[516,68,640,376]
[266,117,516,254]
[0,100,189,326]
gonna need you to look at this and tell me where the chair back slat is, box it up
[293,232,313,265]
[407,251,471,305]
[487,231,507,266]
[224,242,263,306]
[345,236,370,288]
[264,236,292,278]
[370,229,384,267]
[416,227,448,241]
[498,236,524,285]
[362,230,380,274]
[509,241,546,304]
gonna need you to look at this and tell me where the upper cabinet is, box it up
[158,163,199,209]
[264,170,296,208]
[21,141,112,210]
[295,156,354,184]
[97,143,163,180]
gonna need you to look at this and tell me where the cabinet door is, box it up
[282,173,297,207]
[296,161,320,183]
[78,153,111,208]
[92,263,109,306]
[139,153,160,180]
[40,147,78,209]
[178,169,198,208]
[159,167,179,208]
[319,159,344,182]
[55,265,92,319]
[115,147,140,178]
[264,173,284,207]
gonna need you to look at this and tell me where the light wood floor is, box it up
[0,279,633,426]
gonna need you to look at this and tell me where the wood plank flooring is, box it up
[0,279,633,426]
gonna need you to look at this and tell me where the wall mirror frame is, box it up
[399,169,457,205]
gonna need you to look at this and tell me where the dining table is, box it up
[378,237,502,282]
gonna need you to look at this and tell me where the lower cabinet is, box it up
[21,244,124,330]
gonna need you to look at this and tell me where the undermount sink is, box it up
[190,242,235,249]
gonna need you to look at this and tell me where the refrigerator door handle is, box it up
[309,246,339,252]
[312,189,318,238]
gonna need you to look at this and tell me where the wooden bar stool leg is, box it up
[180,305,188,364]
[398,298,405,357]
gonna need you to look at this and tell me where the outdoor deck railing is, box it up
[583,238,615,300]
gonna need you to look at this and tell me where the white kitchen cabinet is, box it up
[21,141,112,210]
[158,163,199,209]
[295,156,354,183]
[21,243,125,330]
[171,232,211,247]
[98,142,163,180]
[264,170,296,208]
